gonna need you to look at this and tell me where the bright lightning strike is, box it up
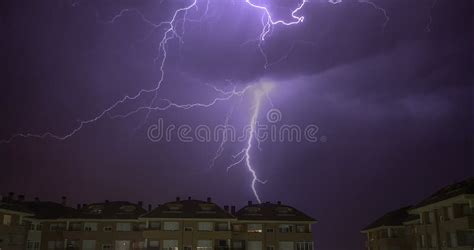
[227,82,274,203]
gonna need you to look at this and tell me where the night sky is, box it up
[0,0,472,249]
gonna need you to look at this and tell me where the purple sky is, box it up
[0,0,472,249]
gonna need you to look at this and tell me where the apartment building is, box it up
[0,200,34,250]
[361,207,418,250]
[232,201,315,250]
[362,177,474,250]
[0,195,316,250]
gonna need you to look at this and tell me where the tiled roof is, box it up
[362,206,417,231]
[0,202,34,214]
[412,177,474,209]
[235,202,316,222]
[66,201,146,219]
[142,199,234,219]
[23,201,76,219]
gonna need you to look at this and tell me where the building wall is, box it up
[0,211,28,250]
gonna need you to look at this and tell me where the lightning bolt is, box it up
[226,83,272,203]
[329,0,389,31]
[0,0,305,203]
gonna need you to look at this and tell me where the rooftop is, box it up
[235,201,316,222]
[362,206,418,231]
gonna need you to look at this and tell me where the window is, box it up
[115,240,131,250]
[28,241,34,249]
[84,222,98,231]
[296,225,306,233]
[83,240,96,250]
[30,224,36,230]
[197,240,213,250]
[217,223,228,231]
[296,242,313,250]
[278,224,294,233]
[3,215,12,225]
[150,221,161,230]
[69,222,82,231]
[448,207,454,220]
[103,226,113,232]
[430,234,437,247]
[102,244,112,250]
[184,227,193,231]
[233,241,244,249]
[116,223,131,232]
[247,241,262,250]
[149,241,160,248]
[428,212,435,224]
[421,235,426,248]
[247,224,263,233]
[164,221,179,231]
[49,223,65,231]
[267,246,275,250]
[450,232,458,247]
[47,241,64,250]
[279,241,294,250]
[34,242,40,250]
[266,228,274,233]
[198,222,214,231]
[184,246,193,250]
[36,224,42,231]
[233,224,242,232]
[164,240,179,250]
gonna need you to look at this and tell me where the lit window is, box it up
[247,224,263,233]
[163,222,180,231]
[3,215,12,225]
[164,240,179,250]
[278,224,294,233]
[150,221,161,230]
[116,223,131,232]
[198,222,214,231]
[197,240,212,250]
[296,225,306,233]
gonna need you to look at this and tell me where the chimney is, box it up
[231,206,236,215]
[18,195,25,201]
[277,201,281,205]
[8,192,14,201]
[224,205,229,212]
[77,204,81,209]
[207,197,212,203]
[188,196,192,200]
[61,196,67,206]
[138,201,143,208]
[248,201,252,206]
[176,196,180,201]
[34,197,40,202]
[148,204,152,212]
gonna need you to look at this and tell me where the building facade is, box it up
[0,196,316,250]
[362,177,474,250]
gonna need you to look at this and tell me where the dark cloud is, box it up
[0,1,472,250]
